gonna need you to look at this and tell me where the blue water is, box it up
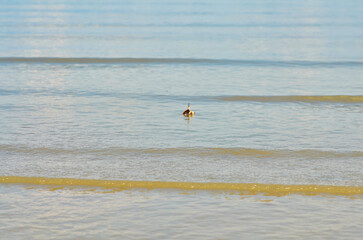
[1,0,362,60]
[0,0,362,239]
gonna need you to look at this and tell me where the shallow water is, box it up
[1,184,362,240]
[0,0,362,239]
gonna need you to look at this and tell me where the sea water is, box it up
[0,0,362,239]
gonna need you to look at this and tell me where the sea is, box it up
[0,0,363,239]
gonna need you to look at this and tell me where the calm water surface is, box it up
[0,0,362,239]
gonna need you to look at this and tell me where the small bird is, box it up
[183,103,195,117]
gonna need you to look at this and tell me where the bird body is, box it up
[183,104,195,117]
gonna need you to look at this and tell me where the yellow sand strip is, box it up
[1,176,362,196]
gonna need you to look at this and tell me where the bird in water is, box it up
[183,103,195,117]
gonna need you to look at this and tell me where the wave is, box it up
[1,176,362,197]
[1,57,362,67]
[1,145,362,159]
[3,22,363,28]
[1,88,362,104]
[217,95,363,103]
